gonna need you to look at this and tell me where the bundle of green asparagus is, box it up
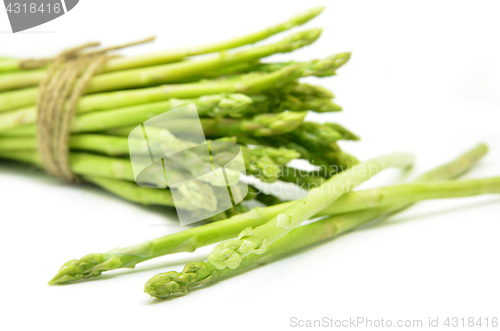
[0,7,359,219]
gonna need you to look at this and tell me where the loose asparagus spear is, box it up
[144,146,493,298]
[47,144,487,284]
[0,52,350,114]
[0,6,325,84]
[144,209,394,298]
[322,177,500,214]
[207,152,415,270]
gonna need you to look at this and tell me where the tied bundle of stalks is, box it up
[0,7,358,220]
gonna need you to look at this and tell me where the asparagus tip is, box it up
[285,28,323,47]
[144,271,187,299]
[48,253,121,284]
[290,6,326,26]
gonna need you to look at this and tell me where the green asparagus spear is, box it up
[83,175,193,210]
[279,166,327,186]
[144,146,493,298]
[238,134,357,172]
[144,209,395,298]
[325,123,361,141]
[0,90,339,134]
[81,175,254,221]
[0,150,137,181]
[86,29,323,93]
[207,152,414,270]
[99,111,307,138]
[47,144,487,284]
[0,94,253,133]
[321,177,500,215]
[242,146,301,182]
[0,6,325,87]
[0,134,301,184]
[0,58,20,72]
[0,52,350,115]
[244,94,341,117]
[0,29,323,112]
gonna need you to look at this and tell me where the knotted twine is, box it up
[26,37,155,182]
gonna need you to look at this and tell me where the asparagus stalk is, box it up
[0,28,322,112]
[85,29,323,93]
[98,111,307,138]
[0,150,137,181]
[0,6,325,86]
[83,176,253,222]
[245,94,341,117]
[0,94,252,133]
[83,175,193,210]
[47,144,487,284]
[279,166,326,187]
[0,89,339,134]
[207,152,414,270]
[321,177,500,214]
[170,61,296,84]
[0,133,300,180]
[0,134,300,184]
[325,123,361,141]
[0,52,350,115]
[0,148,232,211]
[239,134,358,171]
[144,146,493,297]
[174,111,308,137]
[0,58,20,72]
[144,208,396,298]
[0,110,307,141]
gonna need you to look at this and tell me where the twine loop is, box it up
[32,37,154,182]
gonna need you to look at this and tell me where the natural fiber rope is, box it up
[34,37,155,182]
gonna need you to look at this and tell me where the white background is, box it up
[1,1,500,330]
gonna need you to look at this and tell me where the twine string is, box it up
[33,37,155,182]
